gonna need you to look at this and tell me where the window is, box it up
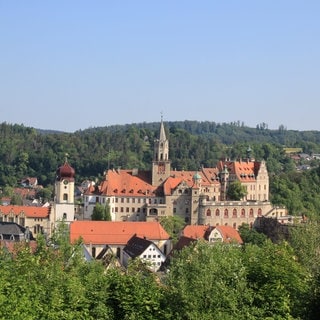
[63,193,68,201]
[232,208,237,218]
[249,208,254,217]
[258,208,262,217]
[63,213,67,220]
[224,209,229,218]
[206,209,211,217]
[241,208,245,217]
[215,209,220,216]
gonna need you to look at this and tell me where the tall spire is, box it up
[159,116,167,142]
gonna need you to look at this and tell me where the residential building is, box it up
[182,224,243,244]
[123,235,166,271]
[0,205,51,236]
[69,220,171,264]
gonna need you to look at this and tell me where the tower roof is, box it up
[56,161,75,181]
[159,120,167,141]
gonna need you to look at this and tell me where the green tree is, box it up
[92,203,112,221]
[159,216,185,243]
[238,223,267,246]
[226,180,247,200]
[165,241,254,319]
[243,240,310,319]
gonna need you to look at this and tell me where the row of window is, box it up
[0,216,25,225]
[87,196,164,205]
[206,208,263,218]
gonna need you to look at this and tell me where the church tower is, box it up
[152,119,171,186]
[53,155,75,223]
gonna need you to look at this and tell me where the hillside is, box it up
[1,121,320,216]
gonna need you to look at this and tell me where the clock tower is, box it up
[152,119,171,186]
[53,156,75,223]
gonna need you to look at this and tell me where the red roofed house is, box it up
[70,220,171,263]
[0,205,51,236]
[84,120,274,229]
[182,224,243,245]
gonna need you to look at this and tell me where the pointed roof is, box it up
[123,235,155,258]
[96,169,157,197]
[215,225,243,244]
[217,160,260,182]
[159,120,167,141]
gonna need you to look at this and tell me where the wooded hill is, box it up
[1,121,320,216]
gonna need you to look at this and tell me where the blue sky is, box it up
[1,1,319,132]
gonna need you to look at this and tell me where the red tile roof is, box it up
[182,225,243,244]
[182,225,209,239]
[14,188,37,198]
[215,225,243,244]
[217,160,261,182]
[95,169,157,197]
[0,205,50,218]
[70,221,170,245]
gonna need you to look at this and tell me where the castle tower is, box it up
[220,164,229,201]
[190,172,202,224]
[152,119,171,186]
[53,155,75,223]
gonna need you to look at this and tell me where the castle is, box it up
[83,121,276,228]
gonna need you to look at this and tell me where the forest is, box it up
[1,120,320,217]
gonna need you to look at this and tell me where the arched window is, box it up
[249,208,254,217]
[233,222,237,229]
[206,209,211,217]
[224,209,228,218]
[215,209,220,216]
[63,213,67,220]
[258,208,262,217]
[232,208,237,217]
[241,208,245,217]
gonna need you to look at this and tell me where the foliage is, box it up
[92,203,111,221]
[238,223,267,246]
[165,240,311,320]
[226,180,247,200]
[159,216,185,243]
